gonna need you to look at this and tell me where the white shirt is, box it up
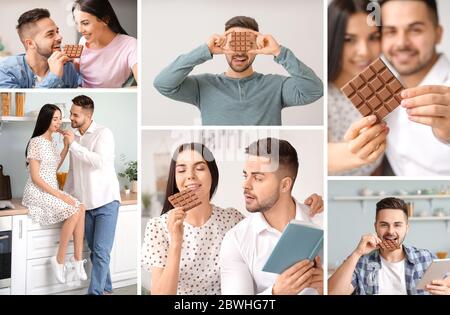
[65,121,121,210]
[378,256,407,295]
[386,54,450,176]
[219,200,323,295]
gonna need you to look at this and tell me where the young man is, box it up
[328,197,448,295]
[64,95,121,295]
[0,8,79,88]
[379,0,450,175]
[153,16,323,125]
[219,138,323,295]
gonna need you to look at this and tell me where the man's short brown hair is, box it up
[376,197,408,218]
[380,0,439,25]
[245,138,299,185]
[225,16,259,32]
[72,95,95,113]
[16,8,51,44]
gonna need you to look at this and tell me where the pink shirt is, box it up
[79,34,137,88]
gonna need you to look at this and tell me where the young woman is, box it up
[72,0,137,88]
[22,104,87,284]
[141,143,323,295]
[328,0,388,175]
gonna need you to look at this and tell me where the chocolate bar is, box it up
[229,32,256,53]
[168,189,201,211]
[379,239,400,251]
[63,44,83,58]
[341,58,405,121]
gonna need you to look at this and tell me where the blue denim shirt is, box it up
[351,245,436,295]
[0,54,80,88]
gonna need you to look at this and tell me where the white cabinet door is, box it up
[11,215,27,295]
[110,205,137,284]
[26,253,91,295]
[27,228,88,260]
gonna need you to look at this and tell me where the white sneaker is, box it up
[50,256,66,284]
[71,257,88,281]
[64,260,78,286]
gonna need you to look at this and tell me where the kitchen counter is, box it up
[0,192,137,217]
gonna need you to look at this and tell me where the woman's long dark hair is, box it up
[25,104,61,165]
[72,0,128,35]
[328,0,375,82]
[161,143,219,215]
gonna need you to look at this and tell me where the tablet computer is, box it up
[416,258,450,290]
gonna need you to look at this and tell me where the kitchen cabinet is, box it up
[110,204,138,286]
[9,203,137,295]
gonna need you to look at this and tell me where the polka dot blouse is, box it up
[141,205,244,295]
[328,83,383,176]
[22,136,81,225]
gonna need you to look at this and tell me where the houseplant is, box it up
[119,160,137,193]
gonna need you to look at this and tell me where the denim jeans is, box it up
[85,200,120,295]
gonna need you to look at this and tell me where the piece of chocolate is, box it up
[168,189,201,211]
[379,239,400,251]
[63,44,84,58]
[341,58,405,121]
[229,31,256,53]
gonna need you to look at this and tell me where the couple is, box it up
[22,95,121,295]
[0,0,137,88]
[329,197,450,295]
[328,0,450,176]
[142,138,324,295]
[154,16,323,125]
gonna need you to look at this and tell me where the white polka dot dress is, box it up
[23,136,81,225]
[328,83,383,176]
[141,205,244,295]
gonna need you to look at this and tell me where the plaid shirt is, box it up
[351,245,436,295]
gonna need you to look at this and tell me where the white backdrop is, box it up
[141,0,324,126]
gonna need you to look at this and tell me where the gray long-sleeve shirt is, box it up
[153,44,323,125]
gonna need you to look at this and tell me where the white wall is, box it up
[0,0,77,55]
[0,0,137,55]
[141,0,324,126]
[141,129,324,218]
[436,0,450,55]
[0,92,137,197]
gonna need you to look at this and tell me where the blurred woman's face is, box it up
[48,110,62,133]
[73,9,109,43]
[341,12,381,78]
[175,149,213,202]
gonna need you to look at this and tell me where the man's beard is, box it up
[36,43,54,59]
[71,120,84,129]
[245,190,280,213]
[227,54,254,73]
[387,47,435,76]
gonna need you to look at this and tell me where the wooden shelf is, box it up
[332,196,450,230]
